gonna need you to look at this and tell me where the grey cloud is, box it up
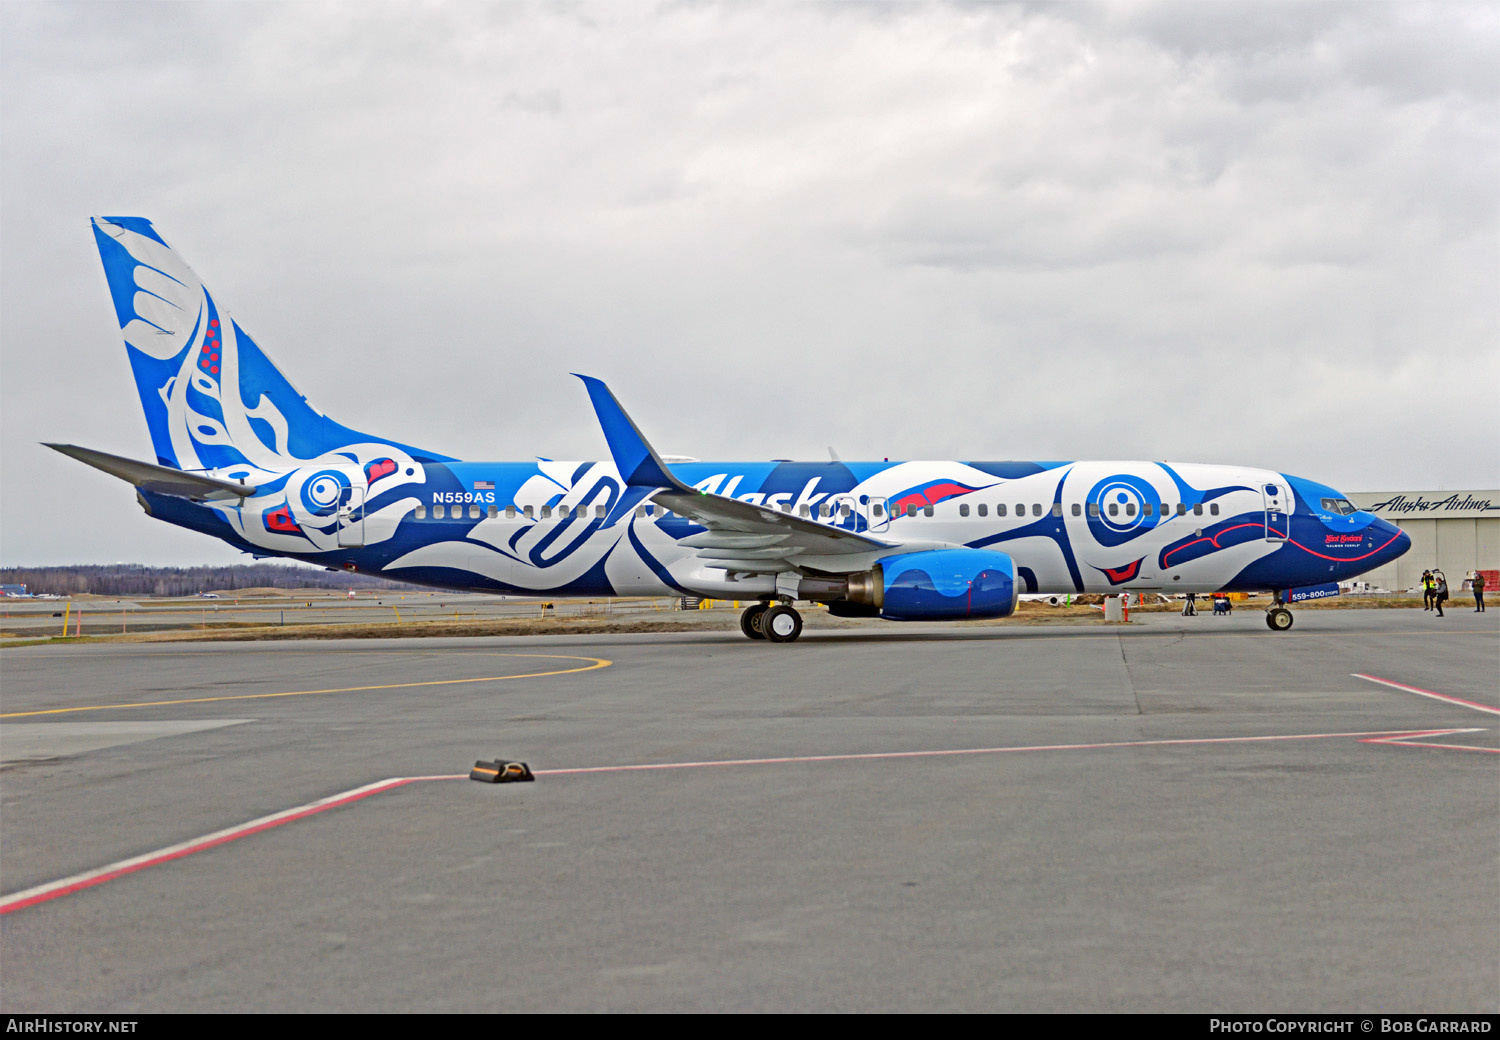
[1,0,1495,565]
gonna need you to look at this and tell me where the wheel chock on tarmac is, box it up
[470,759,535,783]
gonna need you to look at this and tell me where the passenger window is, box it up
[906,504,917,517]
[840,503,852,518]
[634,506,645,518]
[1143,504,1153,517]
[978,504,988,517]
[1193,504,1203,516]
[414,505,426,519]
[923,505,934,517]
[540,506,552,519]
[1015,504,1024,516]
[433,504,446,519]
[1125,503,1136,517]
[469,504,481,519]
[596,504,607,518]
[959,504,970,517]
[872,503,884,517]
[487,505,497,519]
[558,505,570,519]
[1210,503,1220,516]
[1177,503,1187,516]
[505,505,516,518]
[819,503,831,519]
[1051,503,1062,517]
[996,504,1007,517]
[1033,504,1042,517]
[523,505,534,519]
[1108,503,1118,516]
[1071,503,1081,517]
[799,504,810,517]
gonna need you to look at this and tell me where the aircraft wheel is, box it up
[740,603,769,640]
[762,604,803,643]
[1266,607,1294,632]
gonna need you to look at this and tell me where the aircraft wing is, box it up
[576,376,891,573]
[46,443,258,500]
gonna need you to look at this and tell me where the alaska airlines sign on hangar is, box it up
[1347,489,1498,591]
[1354,492,1500,521]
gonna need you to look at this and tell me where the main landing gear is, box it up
[740,601,803,643]
[1265,605,1294,631]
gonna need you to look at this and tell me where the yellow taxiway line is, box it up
[0,653,611,718]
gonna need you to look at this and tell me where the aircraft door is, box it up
[866,497,889,533]
[337,485,366,547]
[1262,482,1289,542]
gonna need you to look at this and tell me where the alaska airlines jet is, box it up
[52,217,1410,642]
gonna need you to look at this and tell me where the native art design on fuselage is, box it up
[74,217,1412,639]
[142,456,1401,600]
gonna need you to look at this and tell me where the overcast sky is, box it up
[2,0,1496,566]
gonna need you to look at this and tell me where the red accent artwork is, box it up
[1100,558,1144,583]
[265,506,299,533]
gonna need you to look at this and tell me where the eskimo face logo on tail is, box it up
[1086,475,1161,547]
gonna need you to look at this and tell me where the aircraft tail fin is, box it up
[90,217,451,476]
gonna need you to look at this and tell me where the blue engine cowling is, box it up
[876,548,1019,621]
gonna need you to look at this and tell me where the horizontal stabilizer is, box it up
[45,443,257,500]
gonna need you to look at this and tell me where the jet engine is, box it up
[807,548,1018,621]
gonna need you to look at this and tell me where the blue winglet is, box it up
[574,375,684,490]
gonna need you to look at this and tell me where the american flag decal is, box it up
[474,480,494,490]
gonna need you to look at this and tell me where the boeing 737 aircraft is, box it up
[51,217,1410,642]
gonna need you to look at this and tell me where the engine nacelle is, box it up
[817,548,1019,621]
[877,548,1018,620]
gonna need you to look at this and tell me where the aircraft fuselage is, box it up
[143,456,1409,601]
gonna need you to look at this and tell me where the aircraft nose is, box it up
[1374,517,1410,563]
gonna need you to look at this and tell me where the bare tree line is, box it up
[1,563,409,598]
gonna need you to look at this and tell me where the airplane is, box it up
[49,217,1412,643]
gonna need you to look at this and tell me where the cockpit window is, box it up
[1320,497,1357,515]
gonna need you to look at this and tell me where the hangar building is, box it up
[1347,490,1499,592]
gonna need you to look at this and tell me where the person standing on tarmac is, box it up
[1473,571,1486,612]
[1434,571,1448,617]
[1422,569,1435,610]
